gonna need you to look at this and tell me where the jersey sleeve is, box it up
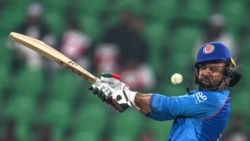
[146,92,220,121]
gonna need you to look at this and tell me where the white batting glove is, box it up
[89,73,139,112]
[108,89,139,112]
[89,73,123,101]
[89,81,113,101]
[100,73,126,90]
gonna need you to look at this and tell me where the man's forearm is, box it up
[134,93,152,114]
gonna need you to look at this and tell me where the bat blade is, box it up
[9,32,98,83]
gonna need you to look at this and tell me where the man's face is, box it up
[197,62,226,90]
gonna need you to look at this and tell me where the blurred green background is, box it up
[0,0,250,141]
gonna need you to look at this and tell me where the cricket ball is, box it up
[171,73,183,85]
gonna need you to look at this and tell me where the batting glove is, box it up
[89,73,139,112]
[108,89,138,112]
[89,73,122,100]
[89,82,113,102]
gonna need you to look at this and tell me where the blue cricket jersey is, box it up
[146,89,231,141]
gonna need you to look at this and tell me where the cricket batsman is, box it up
[89,42,241,141]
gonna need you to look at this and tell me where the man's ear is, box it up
[224,77,231,86]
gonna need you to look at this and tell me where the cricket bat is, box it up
[9,32,99,84]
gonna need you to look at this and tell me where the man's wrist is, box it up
[128,91,140,111]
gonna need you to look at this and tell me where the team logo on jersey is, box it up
[203,44,215,54]
[195,92,207,104]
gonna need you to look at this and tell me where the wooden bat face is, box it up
[9,32,98,83]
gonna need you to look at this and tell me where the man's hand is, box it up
[107,89,138,112]
[89,82,112,101]
[89,73,124,101]
[89,73,139,112]
[100,73,126,90]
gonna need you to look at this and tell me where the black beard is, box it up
[198,75,219,90]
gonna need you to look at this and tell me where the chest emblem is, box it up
[195,92,207,104]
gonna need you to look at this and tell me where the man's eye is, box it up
[199,66,206,70]
[210,67,216,71]
[199,66,219,71]
[211,66,223,71]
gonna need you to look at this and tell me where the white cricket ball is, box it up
[171,73,183,85]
